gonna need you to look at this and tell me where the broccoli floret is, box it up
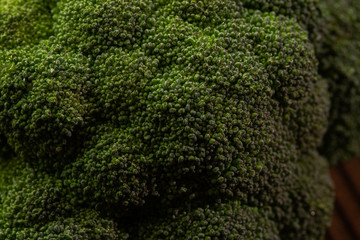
[0,0,334,239]
[317,0,360,164]
[137,151,332,240]
[138,201,280,239]
[0,158,127,239]
[0,0,57,49]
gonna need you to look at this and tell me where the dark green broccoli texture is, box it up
[3,0,359,239]
[317,0,360,165]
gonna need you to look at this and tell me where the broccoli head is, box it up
[0,0,333,239]
[317,0,360,164]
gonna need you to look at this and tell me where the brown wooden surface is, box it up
[326,158,360,240]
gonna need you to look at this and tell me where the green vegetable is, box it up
[0,0,346,239]
[317,0,360,165]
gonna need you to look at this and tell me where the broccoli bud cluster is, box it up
[0,0,339,239]
[317,0,360,164]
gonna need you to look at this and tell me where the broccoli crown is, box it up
[0,0,333,239]
[317,0,360,164]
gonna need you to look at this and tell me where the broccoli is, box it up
[317,0,360,165]
[0,0,335,239]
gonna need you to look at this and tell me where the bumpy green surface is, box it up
[318,0,360,164]
[0,0,333,239]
